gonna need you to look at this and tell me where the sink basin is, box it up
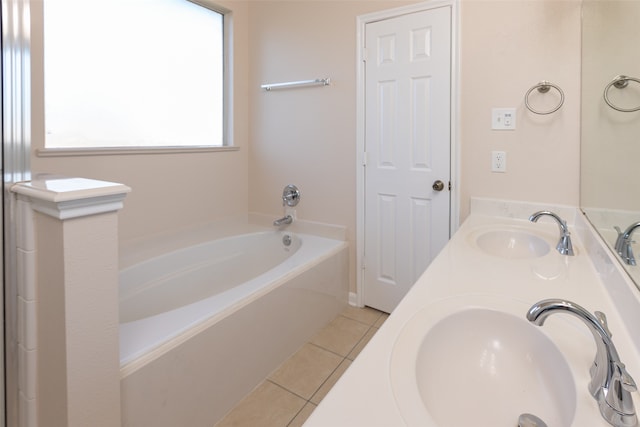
[390,297,576,427]
[475,229,551,259]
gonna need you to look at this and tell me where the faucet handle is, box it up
[603,362,638,421]
[595,311,612,338]
[596,362,638,427]
[282,185,300,207]
[590,311,613,381]
[615,226,625,253]
[616,362,638,393]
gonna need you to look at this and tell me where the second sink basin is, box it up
[390,296,577,427]
[473,227,551,259]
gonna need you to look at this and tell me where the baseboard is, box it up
[349,292,359,307]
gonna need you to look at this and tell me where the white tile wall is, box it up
[17,249,36,301]
[16,195,37,427]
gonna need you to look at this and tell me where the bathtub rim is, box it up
[120,234,348,378]
[119,229,303,323]
[120,214,347,270]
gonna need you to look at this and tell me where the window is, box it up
[44,0,228,149]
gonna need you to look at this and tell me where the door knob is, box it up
[432,180,445,191]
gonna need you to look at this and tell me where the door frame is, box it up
[355,0,460,308]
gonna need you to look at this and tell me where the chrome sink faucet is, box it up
[529,211,574,256]
[527,299,637,427]
[614,222,640,266]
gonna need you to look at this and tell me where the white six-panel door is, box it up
[363,6,452,313]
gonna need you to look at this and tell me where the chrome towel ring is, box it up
[603,75,640,113]
[525,81,565,115]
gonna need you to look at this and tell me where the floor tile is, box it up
[215,381,305,427]
[287,402,316,427]
[269,343,343,400]
[310,315,369,356]
[347,327,378,361]
[217,309,385,427]
[340,306,383,326]
[310,359,352,405]
[374,312,389,328]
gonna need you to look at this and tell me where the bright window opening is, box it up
[44,0,227,149]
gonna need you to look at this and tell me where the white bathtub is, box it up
[119,227,348,427]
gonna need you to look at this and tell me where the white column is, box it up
[12,174,130,427]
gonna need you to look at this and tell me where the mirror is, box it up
[581,1,640,286]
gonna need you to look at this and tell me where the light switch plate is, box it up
[492,108,516,130]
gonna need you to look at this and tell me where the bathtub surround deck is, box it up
[215,306,388,427]
[119,231,346,367]
[120,223,349,427]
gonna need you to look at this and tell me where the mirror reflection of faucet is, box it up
[614,222,640,266]
[529,211,574,256]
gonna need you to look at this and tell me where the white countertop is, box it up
[304,201,640,427]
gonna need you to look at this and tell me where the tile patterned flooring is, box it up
[215,306,388,427]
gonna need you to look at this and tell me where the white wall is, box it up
[30,0,252,243]
[248,0,582,294]
[459,0,581,218]
[29,0,582,295]
[247,0,415,294]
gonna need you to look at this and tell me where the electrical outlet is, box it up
[491,151,506,172]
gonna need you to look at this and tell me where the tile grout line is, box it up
[340,312,384,328]
[268,347,348,405]
[294,322,384,423]
[288,310,387,426]
[275,331,361,426]
[346,325,379,361]
[306,341,348,359]
[290,318,385,425]
[273,351,347,427]
[289,351,352,426]
[307,354,349,404]
[265,379,309,403]
[216,309,388,427]
[264,378,317,427]
[308,314,384,360]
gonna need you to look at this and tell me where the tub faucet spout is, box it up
[529,211,574,256]
[273,215,293,226]
[527,299,637,427]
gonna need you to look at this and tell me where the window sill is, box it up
[36,145,240,157]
